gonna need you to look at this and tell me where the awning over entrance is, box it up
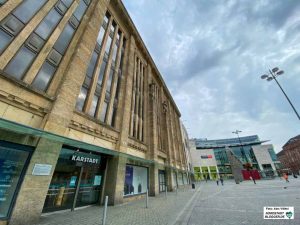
[0,118,181,170]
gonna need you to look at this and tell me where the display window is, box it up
[124,165,148,196]
[183,173,188,184]
[43,147,106,213]
[0,141,32,220]
[172,172,178,187]
[158,170,167,192]
[177,172,184,185]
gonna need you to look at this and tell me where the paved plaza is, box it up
[177,178,300,225]
[35,178,300,225]
[35,186,197,225]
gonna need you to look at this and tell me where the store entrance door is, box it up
[43,148,106,213]
[158,170,166,192]
[74,166,103,208]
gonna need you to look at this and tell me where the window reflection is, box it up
[13,0,47,24]
[32,62,56,91]
[5,47,36,80]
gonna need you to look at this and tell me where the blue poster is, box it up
[124,166,133,195]
[70,176,77,187]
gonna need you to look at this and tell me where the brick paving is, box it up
[35,186,198,225]
[35,178,300,225]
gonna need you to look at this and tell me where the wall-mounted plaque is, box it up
[32,164,52,176]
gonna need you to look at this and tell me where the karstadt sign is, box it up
[70,153,100,164]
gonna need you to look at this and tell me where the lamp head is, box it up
[276,70,284,75]
[267,77,273,81]
[261,74,269,79]
[272,67,279,73]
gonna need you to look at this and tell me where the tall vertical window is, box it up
[156,86,163,150]
[75,13,110,112]
[76,12,126,129]
[4,1,70,80]
[32,0,89,91]
[0,0,47,54]
[109,39,126,127]
[129,56,145,141]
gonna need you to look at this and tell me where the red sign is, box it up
[201,155,213,159]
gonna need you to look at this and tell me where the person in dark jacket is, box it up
[220,176,224,186]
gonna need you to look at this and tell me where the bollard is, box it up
[165,185,167,197]
[146,189,149,208]
[102,196,108,225]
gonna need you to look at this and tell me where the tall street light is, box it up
[232,130,248,163]
[261,67,300,121]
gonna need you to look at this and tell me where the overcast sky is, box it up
[123,0,300,153]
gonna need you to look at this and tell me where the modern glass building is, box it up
[192,135,280,179]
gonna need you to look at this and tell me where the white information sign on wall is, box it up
[32,164,52,176]
[264,207,294,219]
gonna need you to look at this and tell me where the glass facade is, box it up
[124,165,148,196]
[0,141,32,220]
[43,147,106,213]
[268,148,278,161]
[177,172,183,185]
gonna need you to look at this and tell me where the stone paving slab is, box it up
[183,178,300,225]
[34,186,198,225]
[34,178,300,225]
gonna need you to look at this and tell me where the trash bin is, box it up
[192,183,195,189]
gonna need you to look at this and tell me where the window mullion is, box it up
[0,0,55,70]
[138,65,144,140]
[0,0,22,22]
[83,17,113,114]
[22,1,78,84]
[105,32,123,124]
[129,55,137,136]
[94,23,118,120]
[134,58,141,137]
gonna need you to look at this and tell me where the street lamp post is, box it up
[232,130,248,163]
[261,67,300,121]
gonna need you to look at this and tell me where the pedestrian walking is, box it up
[220,176,224,186]
[283,173,289,182]
[249,175,256,184]
[216,179,219,185]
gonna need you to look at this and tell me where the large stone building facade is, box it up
[0,1,188,224]
[277,135,300,175]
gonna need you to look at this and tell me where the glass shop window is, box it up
[124,165,148,196]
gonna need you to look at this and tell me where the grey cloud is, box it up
[123,0,300,151]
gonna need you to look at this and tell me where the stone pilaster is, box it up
[116,35,136,153]
[103,155,127,205]
[149,164,159,196]
[9,139,62,225]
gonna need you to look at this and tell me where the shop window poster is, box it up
[93,175,102,186]
[124,165,147,196]
[0,150,28,218]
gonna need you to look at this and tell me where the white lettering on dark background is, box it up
[71,155,99,164]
